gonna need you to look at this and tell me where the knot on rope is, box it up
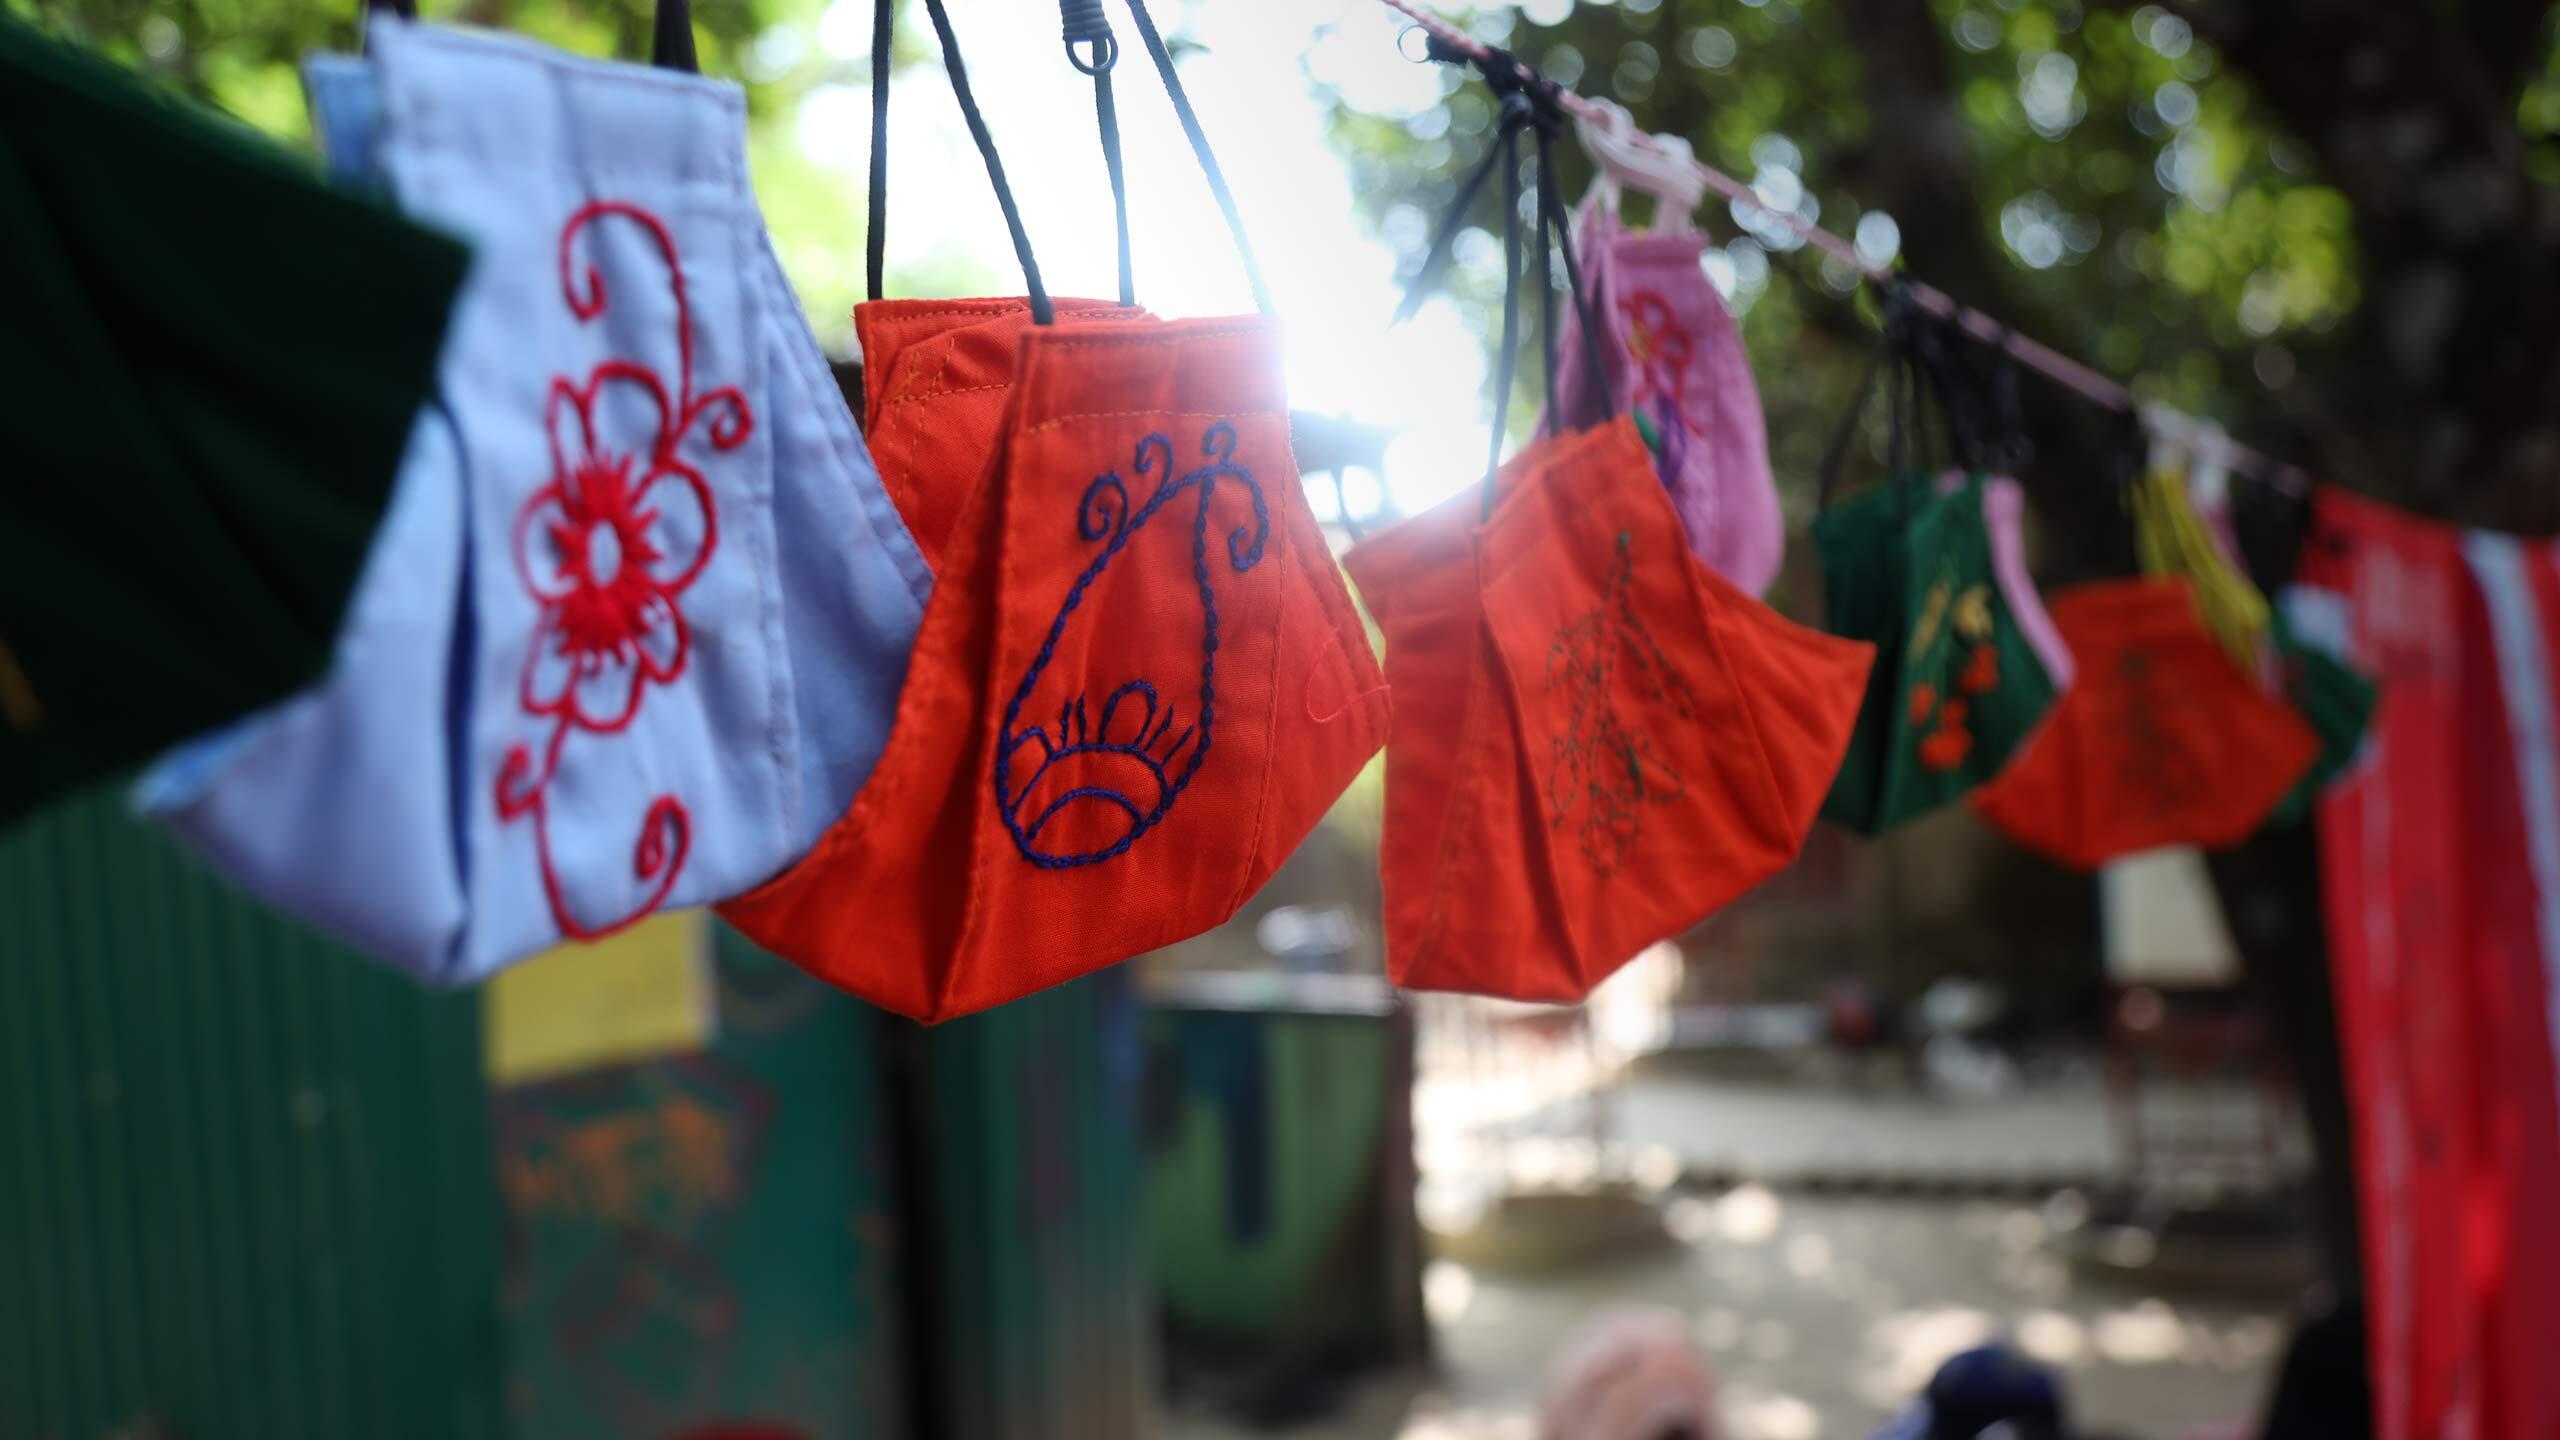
[1062,0,1117,72]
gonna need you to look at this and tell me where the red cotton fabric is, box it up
[855,296,1150,571]
[2306,489,2560,1440]
[1970,576,2317,869]
[720,316,1389,1022]
[1344,417,1871,1002]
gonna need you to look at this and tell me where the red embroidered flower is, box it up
[515,368,717,734]
[1919,723,1973,771]
[495,199,750,945]
[1908,681,1938,728]
[1960,642,2000,695]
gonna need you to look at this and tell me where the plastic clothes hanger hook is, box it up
[1574,96,1707,232]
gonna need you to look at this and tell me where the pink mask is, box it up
[1547,196,1783,597]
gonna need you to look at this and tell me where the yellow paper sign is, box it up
[484,911,715,1086]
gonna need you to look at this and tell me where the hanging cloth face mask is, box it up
[717,0,1388,1022]
[2133,421,2271,673]
[1345,79,1870,1001]
[1544,100,1783,598]
[0,13,467,828]
[136,13,932,983]
[857,296,1152,570]
[1810,303,2064,835]
[1970,576,2321,868]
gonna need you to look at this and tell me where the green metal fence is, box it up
[493,928,907,1440]
[1,790,1162,1440]
[0,791,504,1440]
[909,970,1155,1440]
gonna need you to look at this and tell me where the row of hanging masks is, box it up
[18,2,2374,1016]
[1345,60,1874,1005]
[1803,290,2370,866]
[118,0,1390,1020]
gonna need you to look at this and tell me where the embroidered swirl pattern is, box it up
[994,422,1269,868]
[496,201,753,940]
[1545,530,1700,877]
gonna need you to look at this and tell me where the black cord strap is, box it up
[651,0,697,73]
[1816,286,1924,513]
[1394,45,1614,514]
[867,0,892,301]
[1480,112,1526,522]
[1393,133,1513,325]
[920,0,1052,323]
[1064,2,1135,307]
[1094,68,1135,306]
[1125,0,1274,314]
[869,0,1265,322]
[1535,109,1561,427]
[1534,108,1613,430]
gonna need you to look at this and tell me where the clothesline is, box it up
[1370,0,2316,499]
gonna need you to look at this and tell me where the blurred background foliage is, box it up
[17,0,2559,525]
[8,0,970,348]
[1315,0,2560,532]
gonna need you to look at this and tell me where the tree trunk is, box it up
[2112,0,2560,534]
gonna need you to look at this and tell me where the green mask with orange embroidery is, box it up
[1810,295,2066,835]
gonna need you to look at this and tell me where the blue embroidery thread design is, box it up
[995,422,1270,868]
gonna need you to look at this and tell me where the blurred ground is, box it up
[1166,978,2309,1440]
[1611,1061,2306,1194]
[1167,1187,2289,1440]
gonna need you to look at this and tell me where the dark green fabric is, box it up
[0,15,467,826]
[1815,471,2060,834]
[2267,614,2377,825]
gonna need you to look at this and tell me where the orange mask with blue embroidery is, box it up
[718,0,1388,1020]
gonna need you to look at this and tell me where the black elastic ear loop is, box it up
[920,0,1053,324]
[1334,469,1369,542]
[867,0,892,302]
[1884,311,1913,488]
[360,0,414,50]
[1064,2,1136,308]
[1534,101,1614,431]
[1394,134,1515,324]
[1124,0,1274,314]
[1988,325,2033,473]
[1533,106,1561,427]
[1479,114,1528,522]
[1908,312,1974,477]
[651,0,697,72]
[1814,285,1913,512]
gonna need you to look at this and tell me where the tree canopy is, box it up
[1318,0,2560,534]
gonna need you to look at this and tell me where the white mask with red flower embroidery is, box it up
[135,22,930,982]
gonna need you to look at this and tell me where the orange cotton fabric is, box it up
[1344,417,1872,1002]
[720,315,1389,1022]
[1970,576,2318,869]
[856,296,1150,570]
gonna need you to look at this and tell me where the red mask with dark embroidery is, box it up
[1970,576,2319,868]
[720,318,1388,1021]
[1346,417,1871,1001]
